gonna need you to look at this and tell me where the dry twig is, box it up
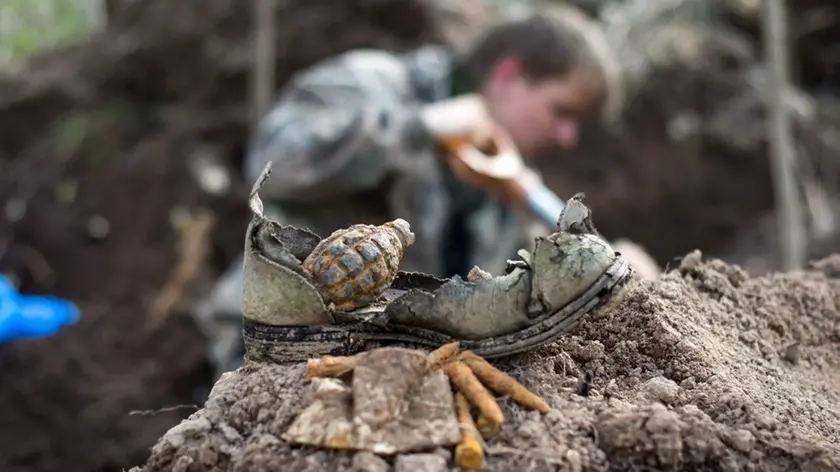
[147,210,214,328]
[128,404,199,416]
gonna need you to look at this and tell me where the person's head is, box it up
[461,8,622,156]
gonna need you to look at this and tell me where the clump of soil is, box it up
[133,252,840,472]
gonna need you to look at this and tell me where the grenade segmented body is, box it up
[302,219,415,311]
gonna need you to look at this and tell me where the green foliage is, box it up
[0,0,103,62]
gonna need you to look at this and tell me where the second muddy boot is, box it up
[241,164,634,363]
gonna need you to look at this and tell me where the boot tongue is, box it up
[556,193,597,235]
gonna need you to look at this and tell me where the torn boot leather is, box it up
[241,163,634,362]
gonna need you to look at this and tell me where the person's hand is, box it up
[418,94,492,140]
[438,125,531,206]
[419,95,543,209]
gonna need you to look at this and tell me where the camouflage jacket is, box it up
[243,45,529,278]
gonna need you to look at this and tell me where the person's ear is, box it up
[488,56,522,86]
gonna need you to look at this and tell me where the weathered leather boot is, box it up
[241,163,634,363]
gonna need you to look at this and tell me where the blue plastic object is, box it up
[0,275,79,345]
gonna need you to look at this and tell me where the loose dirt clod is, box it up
[285,347,461,454]
[133,251,840,472]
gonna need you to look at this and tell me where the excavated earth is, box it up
[133,252,840,472]
[4,1,840,471]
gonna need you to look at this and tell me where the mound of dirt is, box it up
[132,252,840,472]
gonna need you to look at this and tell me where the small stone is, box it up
[739,330,759,345]
[753,412,777,430]
[352,452,390,472]
[679,250,703,271]
[604,379,619,399]
[467,266,492,282]
[394,453,447,472]
[517,420,543,439]
[680,404,703,416]
[569,340,605,362]
[219,423,242,443]
[639,376,681,405]
[566,449,583,472]
[577,371,593,397]
[654,321,683,346]
[782,343,800,365]
[723,429,755,453]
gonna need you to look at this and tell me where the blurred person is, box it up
[199,8,657,379]
[246,8,623,277]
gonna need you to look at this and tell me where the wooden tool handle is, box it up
[437,137,566,228]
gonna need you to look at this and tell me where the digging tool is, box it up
[437,129,665,281]
[437,133,567,232]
